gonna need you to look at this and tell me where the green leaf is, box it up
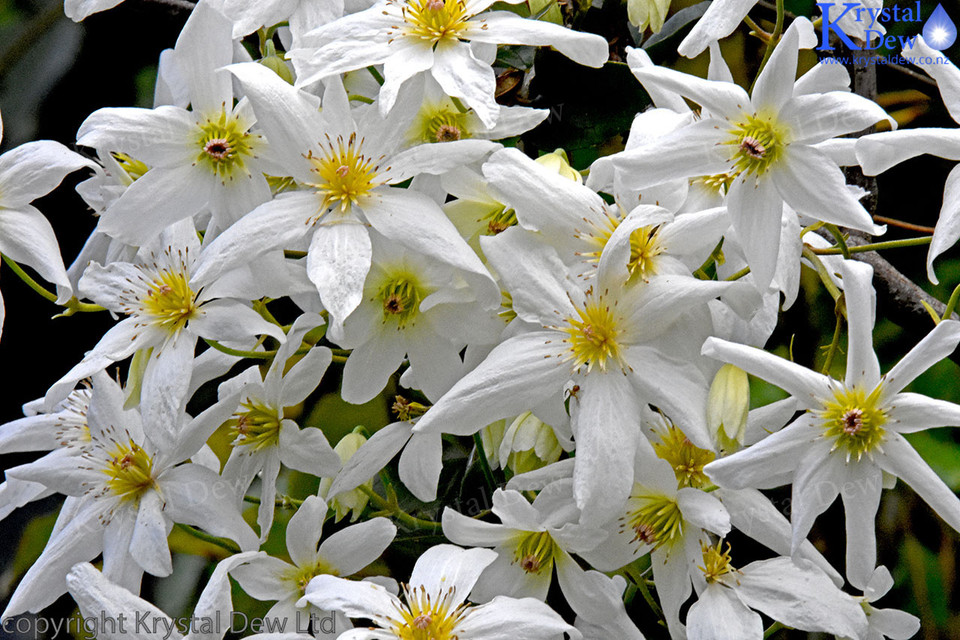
[642,0,711,51]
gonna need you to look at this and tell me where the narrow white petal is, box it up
[928,164,960,283]
[326,422,413,498]
[778,92,894,144]
[307,220,372,324]
[130,490,173,576]
[876,432,960,533]
[881,320,960,398]
[702,337,834,403]
[841,463,882,590]
[705,416,814,490]
[466,12,608,67]
[0,206,71,291]
[677,0,759,57]
[413,331,569,437]
[789,439,845,553]
[631,66,751,120]
[841,260,880,388]
[725,174,784,290]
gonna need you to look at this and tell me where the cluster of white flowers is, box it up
[1,0,959,638]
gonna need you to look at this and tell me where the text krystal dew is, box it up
[2,610,336,639]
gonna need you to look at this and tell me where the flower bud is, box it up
[706,364,750,453]
[319,430,370,522]
[259,41,295,85]
[535,149,582,183]
[498,412,564,475]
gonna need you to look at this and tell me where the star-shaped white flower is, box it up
[702,259,960,590]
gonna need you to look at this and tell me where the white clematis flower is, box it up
[231,496,397,637]
[703,259,960,590]
[196,63,499,332]
[45,219,285,449]
[299,544,578,640]
[289,0,609,127]
[216,314,341,539]
[0,111,96,338]
[3,372,258,618]
[856,36,960,283]
[77,1,273,244]
[606,18,891,288]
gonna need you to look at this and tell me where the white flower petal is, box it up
[876,432,960,533]
[687,584,762,640]
[466,12,607,67]
[881,319,960,398]
[779,92,894,144]
[0,206,71,292]
[841,260,881,387]
[326,422,413,498]
[431,40,498,128]
[841,463,882,590]
[928,164,960,283]
[408,545,497,607]
[318,517,397,576]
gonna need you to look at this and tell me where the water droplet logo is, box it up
[922,4,957,51]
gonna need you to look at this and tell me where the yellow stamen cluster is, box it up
[392,584,467,640]
[411,106,471,144]
[142,268,199,334]
[621,490,684,550]
[816,385,887,461]
[512,531,558,575]
[724,113,788,177]
[699,541,735,584]
[579,212,664,281]
[103,440,156,503]
[112,152,149,181]
[288,559,338,596]
[481,205,518,236]
[653,424,716,489]
[378,275,424,328]
[561,292,625,373]
[229,400,283,451]
[307,133,381,213]
[401,0,471,46]
[194,108,257,181]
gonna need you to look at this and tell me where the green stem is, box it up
[751,0,785,90]
[943,283,960,321]
[243,494,304,508]
[2,255,104,313]
[809,236,932,255]
[824,224,851,259]
[367,66,385,85]
[174,523,241,554]
[472,432,499,493]
[742,15,771,39]
[3,255,58,303]
[763,621,787,638]
[726,266,751,281]
[358,485,442,532]
[802,246,843,305]
[348,94,375,104]
[204,338,274,360]
[821,310,844,375]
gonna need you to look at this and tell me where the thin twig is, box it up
[873,215,936,234]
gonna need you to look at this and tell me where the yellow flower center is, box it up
[401,0,471,45]
[229,400,283,451]
[142,269,198,334]
[378,274,424,328]
[288,559,339,597]
[621,490,684,550]
[103,441,156,503]
[725,113,788,177]
[307,133,381,213]
[512,531,558,575]
[392,584,467,640]
[409,104,472,145]
[561,292,625,373]
[816,385,887,461]
[195,108,257,180]
[580,212,664,281]
[699,541,735,583]
[653,424,716,489]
